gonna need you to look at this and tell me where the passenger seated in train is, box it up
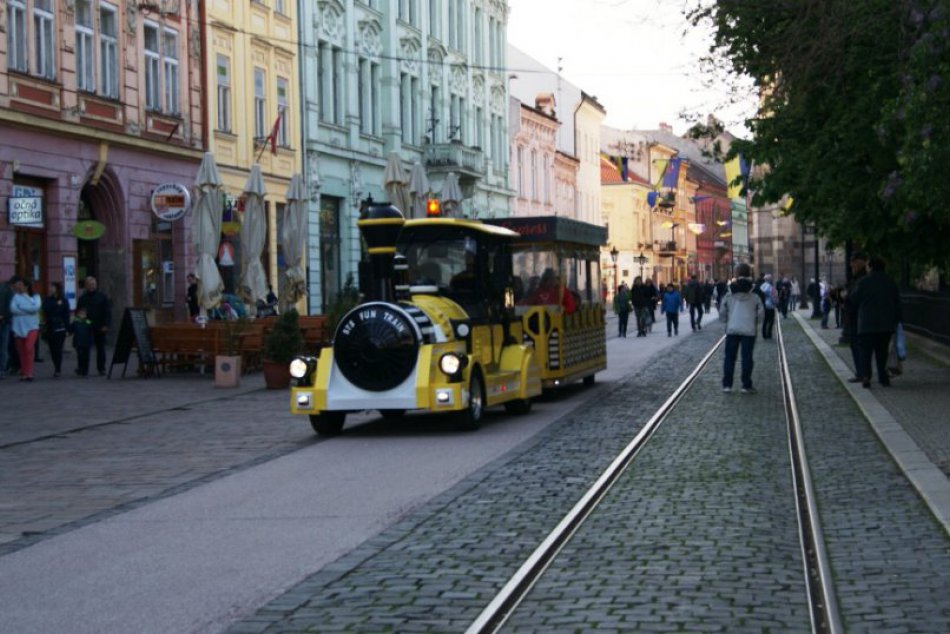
[527,268,577,314]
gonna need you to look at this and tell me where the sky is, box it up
[506,0,757,136]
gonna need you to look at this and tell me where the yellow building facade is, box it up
[203,0,302,296]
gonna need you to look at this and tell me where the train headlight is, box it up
[439,353,467,377]
[289,358,310,379]
[290,356,317,386]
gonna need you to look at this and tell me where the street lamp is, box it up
[634,251,648,280]
[610,246,619,291]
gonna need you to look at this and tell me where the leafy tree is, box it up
[688,0,950,271]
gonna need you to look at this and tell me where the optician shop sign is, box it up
[150,183,192,222]
[8,185,44,228]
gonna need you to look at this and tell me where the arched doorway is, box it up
[78,172,126,333]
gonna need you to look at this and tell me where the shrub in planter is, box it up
[263,309,304,389]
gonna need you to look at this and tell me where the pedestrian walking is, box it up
[631,277,652,337]
[9,276,41,382]
[703,279,714,314]
[789,277,801,310]
[720,263,763,394]
[70,307,95,377]
[613,283,631,338]
[849,256,901,388]
[777,276,791,318]
[0,276,13,378]
[77,276,111,376]
[684,275,705,331]
[842,252,869,382]
[42,282,71,377]
[758,274,777,339]
[645,278,659,333]
[660,283,682,337]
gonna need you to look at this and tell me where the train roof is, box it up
[402,217,521,239]
[483,216,607,247]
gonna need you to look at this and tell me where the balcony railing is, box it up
[423,141,484,177]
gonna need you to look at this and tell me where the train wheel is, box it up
[380,409,405,419]
[454,372,485,431]
[504,398,532,415]
[309,411,346,436]
[583,374,596,386]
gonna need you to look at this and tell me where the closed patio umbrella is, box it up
[383,152,411,215]
[441,171,463,215]
[408,161,431,219]
[193,152,225,312]
[281,173,307,310]
[239,164,268,315]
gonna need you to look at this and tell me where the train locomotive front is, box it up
[290,201,541,436]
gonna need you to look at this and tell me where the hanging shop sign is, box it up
[8,185,44,228]
[73,219,107,241]
[150,183,192,222]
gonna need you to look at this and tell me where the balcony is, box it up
[423,141,485,180]
[657,240,679,255]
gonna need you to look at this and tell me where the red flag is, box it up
[268,115,281,155]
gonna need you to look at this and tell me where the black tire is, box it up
[504,398,533,415]
[309,411,346,436]
[583,374,596,386]
[454,371,485,431]
[380,409,406,419]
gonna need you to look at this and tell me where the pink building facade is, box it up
[1,1,204,323]
[509,97,577,217]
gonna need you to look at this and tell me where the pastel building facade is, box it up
[204,0,302,300]
[299,0,513,313]
[1,0,204,324]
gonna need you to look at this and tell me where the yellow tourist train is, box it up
[289,201,607,436]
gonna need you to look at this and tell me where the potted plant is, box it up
[215,316,249,388]
[262,308,304,389]
[325,273,360,336]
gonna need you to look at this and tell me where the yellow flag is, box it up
[724,157,743,199]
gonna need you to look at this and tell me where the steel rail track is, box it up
[776,318,843,634]
[465,336,726,634]
[468,320,844,634]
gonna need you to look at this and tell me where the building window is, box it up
[473,8,482,66]
[475,106,484,149]
[143,23,161,109]
[531,150,538,201]
[76,1,96,90]
[254,67,266,139]
[429,0,440,39]
[275,0,286,14]
[358,58,379,136]
[317,42,343,125]
[99,3,118,98]
[6,0,28,73]
[216,54,231,132]
[163,28,180,113]
[517,146,525,197]
[429,86,441,142]
[277,76,289,146]
[33,0,55,79]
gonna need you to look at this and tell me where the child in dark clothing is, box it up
[70,308,94,376]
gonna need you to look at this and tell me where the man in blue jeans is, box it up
[719,263,763,394]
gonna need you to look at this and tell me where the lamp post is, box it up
[610,246,619,292]
[635,251,648,280]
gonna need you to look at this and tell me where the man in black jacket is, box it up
[849,256,901,388]
[77,276,111,376]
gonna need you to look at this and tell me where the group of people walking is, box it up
[611,255,902,397]
[0,276,110,382]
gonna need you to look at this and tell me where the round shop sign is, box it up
[150,183,192,222]
[73,220,107,241]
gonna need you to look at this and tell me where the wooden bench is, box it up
[149,322,265,374]
[150,324,224,373]
[258,314,331,355]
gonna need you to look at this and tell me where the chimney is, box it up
[535,93,556,117]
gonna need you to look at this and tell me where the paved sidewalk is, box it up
[792,310,950,534]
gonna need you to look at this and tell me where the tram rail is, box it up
[468,319,841,634]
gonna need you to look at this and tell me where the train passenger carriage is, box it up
[486,216,608,388]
